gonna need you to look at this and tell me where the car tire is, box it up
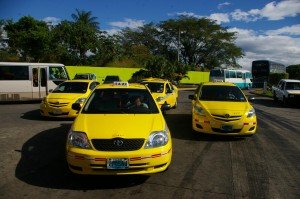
[273,92,278,102]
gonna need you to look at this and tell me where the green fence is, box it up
[66,66,209,84]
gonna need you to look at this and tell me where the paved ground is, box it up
[0,90,299,199]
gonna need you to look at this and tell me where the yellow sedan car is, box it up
[66,82,172,175]
[40,80,100,118]
[189,82,257,136]
[141,78,178,109]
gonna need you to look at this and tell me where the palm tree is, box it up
[71,9,99,29]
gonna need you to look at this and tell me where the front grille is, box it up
[49,112,69,116]
[91,138,145,151]
[49,102,69,107]
[212,128,242,133]
[212,114,242,122]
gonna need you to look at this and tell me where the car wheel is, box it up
[273,92,278,102]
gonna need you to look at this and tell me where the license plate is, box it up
[52,109,62,115]
[221,125,232,132]
[107,158,129,169]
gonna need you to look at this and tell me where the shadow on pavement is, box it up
[15,123,148,190]
[20,109,74,121]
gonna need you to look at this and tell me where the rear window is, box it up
[199,85,246,102]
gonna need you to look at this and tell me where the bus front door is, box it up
[31,67,47,100]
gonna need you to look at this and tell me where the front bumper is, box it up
[66,144,172,175]
[40,103,79,118]
[192,113,257,136]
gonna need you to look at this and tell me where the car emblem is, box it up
[114,139,124,146]
[224,114,230,118]
[54,101,60,105]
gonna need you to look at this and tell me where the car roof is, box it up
[281,79,300,83]
[201,82,237,86]
[64,79,96,83]
[142,77,169,83]
[96,82,148,89]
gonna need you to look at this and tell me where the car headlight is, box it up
[194,105,205,116]
[247,107,256,118]
[145,130,169,149]
[67,130,92,149]
[156,96,165,102]
[42,97,47,103]
[75,98,86,103]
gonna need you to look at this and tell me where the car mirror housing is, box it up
[248,96,255,102]
[72,103,82,111]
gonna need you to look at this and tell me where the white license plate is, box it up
[52,109,62,115]
[107,158,129,169]
[221,125,232,132]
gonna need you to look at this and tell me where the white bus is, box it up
[209,68,253,89]
[0,62,69,102]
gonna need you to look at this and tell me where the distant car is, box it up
[189,82,257,136]
[74,73,97,80]
[102,75,121,84]
[66,81,172,175]
[272,79,300,106]
[40,80,100,118]
[141,78,178,109]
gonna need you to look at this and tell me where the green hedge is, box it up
[66,66,210,84]
[268,73,289,86]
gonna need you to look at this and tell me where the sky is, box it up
[0,0,300,69]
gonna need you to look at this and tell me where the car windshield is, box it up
[285,82,300,90]
[82,88,159,114]
[143,82,164,93]
[199,85,246,102]
[53,82,88,93]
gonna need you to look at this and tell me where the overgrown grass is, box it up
[250,88,273,98]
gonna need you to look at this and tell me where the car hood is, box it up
[286,90,300,94]
[46,93,86,101]
[200,101,250,116]
[73,114,165,139]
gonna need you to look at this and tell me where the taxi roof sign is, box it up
[113,81,129,86]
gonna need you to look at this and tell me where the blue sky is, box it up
[1,0,300,69]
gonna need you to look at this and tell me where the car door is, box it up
[165,83,176,106]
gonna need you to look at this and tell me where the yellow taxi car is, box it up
[189,82,257,136]
[66,82,172,175]
[40,80,100,118]
[141,78,178,109]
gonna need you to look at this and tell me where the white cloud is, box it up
[175,12,202,18]
[218,2,231,10]
[249,0,300,20]
[109,18,145,29]
[229,27,300,70]
[103,28,120,36]
[266,24,300,36]
[43,17,61,26]
[208,13,230,24]
[232,0,300,22]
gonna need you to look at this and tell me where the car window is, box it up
[199,85,246,102]
[53,82,88,93]
[143,82,164,93]
[82,88,159,114]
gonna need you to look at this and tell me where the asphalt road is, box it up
[0,90,299,199]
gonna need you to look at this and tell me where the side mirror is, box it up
[248,96,255,102]
[72,103,82,111]
[166,90,173,94]
[188,95,195,100]
[161,103,171,111]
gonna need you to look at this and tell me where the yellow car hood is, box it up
[200,101,250,116]
[47,93,86,101]
[73,114,165,139]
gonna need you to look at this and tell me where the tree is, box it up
[69,9,100,65]
[4,16,52,62]
[287,64,300,80]
[159,16,243,69]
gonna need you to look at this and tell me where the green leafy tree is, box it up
[286,64,300,80]
[4,16,52,62]
[159,16,243,69]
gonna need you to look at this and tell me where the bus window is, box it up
[41,68,47,87]
[49,66,68,80]
[0,66,29,80]
[229,71,236,78]
[237,71,242,78]
[225,70,229,78]
[32,68,38,87]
